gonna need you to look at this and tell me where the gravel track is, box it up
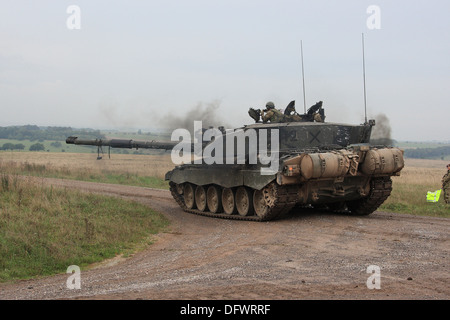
[0,177,448,300]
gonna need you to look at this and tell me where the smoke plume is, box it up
[97,99,230,133]
[158,100,231,133]
[370,113,393,146]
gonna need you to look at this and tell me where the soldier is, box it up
[307,101,325,122]
[313,112,323,122]
[261,101,284,123]
[442,163,450,204]
[284,100,302,122]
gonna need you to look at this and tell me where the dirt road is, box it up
[0,177,448,300]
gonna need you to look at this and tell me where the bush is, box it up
[29,143,45,151]
[14,144,25,150]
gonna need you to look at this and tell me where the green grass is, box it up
[380,183,449,217]
[0,174,170,282]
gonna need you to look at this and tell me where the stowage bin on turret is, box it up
[67,101,404,221]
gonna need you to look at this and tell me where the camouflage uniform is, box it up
[442,166,450,204]
[262,108,284,123]
[261,102,284,123]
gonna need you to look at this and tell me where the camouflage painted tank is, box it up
[66,101,404,221]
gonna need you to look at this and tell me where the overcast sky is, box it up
[0,0,449,141]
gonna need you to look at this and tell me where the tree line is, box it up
[0,125,105,141]
[0,142,46,151]
[1,143,25,151]
[403,145,450,160]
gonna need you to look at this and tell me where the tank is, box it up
[66,101,404,221]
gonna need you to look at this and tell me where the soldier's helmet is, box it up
[266,101,275,109]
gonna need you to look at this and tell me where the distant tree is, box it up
[14,143,25,150]
[1,143,15,150]
[404,146,450,159]
[29,143,45,151]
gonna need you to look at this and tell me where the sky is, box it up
[0,0,449,141]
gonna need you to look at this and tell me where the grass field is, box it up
[0,151,174,189]
[0,151,174,282]
[0,174,169,282]
[380,158,449,217]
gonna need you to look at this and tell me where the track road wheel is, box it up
[222,188,236,215]
[236,186,253,216]
[175,183,184,195]
[253,189,270,218]
[184,183,196,209]
[207,185,222,213]
[195,185,207,212]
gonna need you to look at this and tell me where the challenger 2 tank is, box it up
[66,101,404,221]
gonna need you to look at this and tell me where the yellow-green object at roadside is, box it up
[426,189,441,202]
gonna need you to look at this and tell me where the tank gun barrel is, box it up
[66,136,181,150]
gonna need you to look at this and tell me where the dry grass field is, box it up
[0,151,175,189]
[0,151,175,179]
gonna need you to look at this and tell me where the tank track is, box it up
[169,182,298,221]
[346,176,393,215]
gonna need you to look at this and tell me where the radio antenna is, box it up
[301,40,307,113]
[362,33,368,124]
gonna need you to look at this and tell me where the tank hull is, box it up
[165,143,403,221]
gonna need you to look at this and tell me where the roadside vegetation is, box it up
[379,159,449,217]
[0,174,169,283]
